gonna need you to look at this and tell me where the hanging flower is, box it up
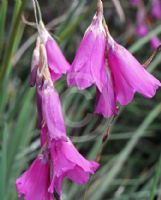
[68,0,161,117]
[151,0,161,19]
[16,153,52,200]
[48,138,99,196]
[95,61,118,117]
[135,5,148,37]
[150,36,161,49]
[38,22,70,81]
[106,32,161,106]
[130,0,141,6]
[67,2,106,92]
[41,78,67,141]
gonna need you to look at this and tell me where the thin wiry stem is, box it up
[143,44,161,68]
[35,0,42,22]
[21,14,37,28]
[32,0,39,28]
[95,116,116,163]
[111,0,126,23]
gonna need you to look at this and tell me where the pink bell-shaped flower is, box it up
[38,22,70,81]
[41,79,67,141]
[151,0,161,19]
[67,4,106,92]
[95,61,118,117]
[150,36,161,49]
[48,138,99,196]
[106,33,161,105]
[16,153,52,200]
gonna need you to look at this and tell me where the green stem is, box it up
[0,0,26,87]
[150,154,161,200]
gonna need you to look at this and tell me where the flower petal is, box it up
[16,154,52,200]
[42,80,67,141]
[48,138,99,195]
[95,64,118,117]
[107,41,161,105]
[67,14,106,92]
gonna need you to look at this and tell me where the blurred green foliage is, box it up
[0,0,161,199]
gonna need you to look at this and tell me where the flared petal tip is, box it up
[90,161,100,172]
[144,81,161,99]
[15,180,25,198]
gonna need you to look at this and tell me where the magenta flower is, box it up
[136,24,148,37]
[67,5,161,117]
[38,22,70,81]
[95,63,118,117]
[106,35,161,105]
[67,12,106,92]
[135,6,148,37]
[42,79,67,141]
[16,153,52,200]
[150,36,161,49]
[130,0,141,6]
[48,138,99,195]
[151,0,161,19]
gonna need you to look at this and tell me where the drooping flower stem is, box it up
[32,0,39,26]
[143,44,161,68]
[35,0,43,22]
[95,116,117,162]
[32,0,42,27]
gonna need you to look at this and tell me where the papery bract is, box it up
[16,154,52,200]
[67,13,106,92]
[42,79,67,141]
[29,38,40,87]
[107,36,161,105]
[38,22,70,81]
[48,138,99,195]
[35,68,44,129]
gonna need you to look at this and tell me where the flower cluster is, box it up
[131,0,161,49]
[16,22,99,200]
[68,0,161,117]
[16,0,161,199]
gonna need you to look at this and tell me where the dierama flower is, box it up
[106,31,161,106]
[30,40,67,141]
[48,138,99,196]
[135,5,148,37]
[95,62,118,117]
[150,36,161,49]
[136,23,148,37]
[151,0,161,19]
[130,0,141,6]
[16,153,52,200]
[41,78,67,141]
[38,22,70,81]
[68,0,161,117]
[67,0,106,92]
